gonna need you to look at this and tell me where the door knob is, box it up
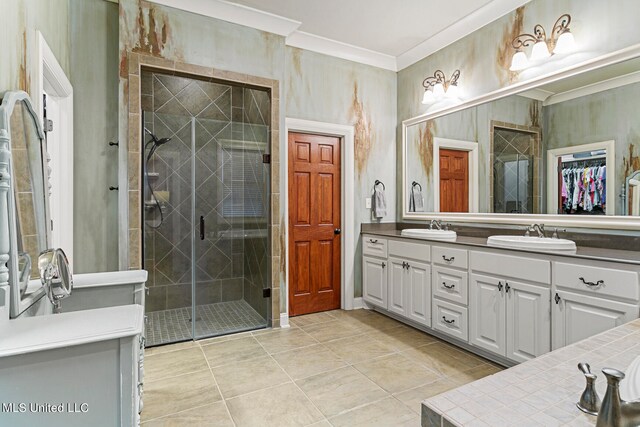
[334,228,341,235]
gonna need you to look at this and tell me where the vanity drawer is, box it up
[433,298,468,341]
[433,246,468,269]
[388,239,430,262]
[470,251,550,285]
[363,235,388,258]
[554,262,639,301]
[433,266,468,306]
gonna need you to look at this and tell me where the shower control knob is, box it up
[334,228,341,235]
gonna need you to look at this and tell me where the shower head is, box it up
[144,127,172,146]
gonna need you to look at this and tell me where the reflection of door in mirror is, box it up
[491,124,540,214]
[10,101,48,282]
[439,149,468,212]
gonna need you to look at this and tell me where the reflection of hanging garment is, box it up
[599,166,606,207]
[561,163,607,214]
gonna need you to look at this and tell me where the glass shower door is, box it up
[142,110,194,346]
[192,84,271,339]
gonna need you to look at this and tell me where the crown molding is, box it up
[150,0,301,37]
[396,0,532,70]
[286,31,397,71]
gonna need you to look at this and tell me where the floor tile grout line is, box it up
[252,332,330,425]
[198,344,238,427]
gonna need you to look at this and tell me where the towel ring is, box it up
[374,180,385,190]
[412,181,422,191]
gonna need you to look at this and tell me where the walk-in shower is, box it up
[141,70,271,346]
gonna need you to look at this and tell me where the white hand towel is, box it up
[374,188,387,219]
[412,188,424,212]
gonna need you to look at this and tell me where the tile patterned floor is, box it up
[141,309,503,426]
[145,300,267,346]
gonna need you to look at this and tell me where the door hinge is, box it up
[263,288,271,298]
[262,154,271,164]
[44,119,54,133]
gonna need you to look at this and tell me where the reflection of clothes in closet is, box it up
[560,160,606,215]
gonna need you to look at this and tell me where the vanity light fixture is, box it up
[509,13,575,71]
[422,69,461,104]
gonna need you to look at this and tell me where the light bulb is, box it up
[422,90,435,104]
[446,84,460,99]
[553,31,575,54]
[531,40,551,61]
[509,50,530,71]
[432,82,445,99]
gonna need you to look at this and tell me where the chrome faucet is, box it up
[596,368,640,427]
[430,219,442,230]
[525,223,545,238]
[577,363,600,415]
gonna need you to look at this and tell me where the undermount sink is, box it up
[400,229,457,242]
[487,235,577,253]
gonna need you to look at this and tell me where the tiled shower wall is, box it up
[141,70,270,318]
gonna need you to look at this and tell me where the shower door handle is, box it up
[199,216,205,240]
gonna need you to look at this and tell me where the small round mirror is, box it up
[38,248,73,311]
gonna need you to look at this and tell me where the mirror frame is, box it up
[0,90,51,317]
[401,44,640,230]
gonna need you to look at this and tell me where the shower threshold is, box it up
[145,300,267,347]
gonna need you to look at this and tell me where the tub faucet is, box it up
[595,368,640,427]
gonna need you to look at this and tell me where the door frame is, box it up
[284,118,355,326]
[30,31,74,271]
[432,137,479,213]
[546,140,615,215]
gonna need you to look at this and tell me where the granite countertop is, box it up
[421,319,640,426]
[361,230,640,265]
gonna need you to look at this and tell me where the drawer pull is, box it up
[442,316,455,324]
[443,282,455,289]
[442,255,455,263]
[369,239,378,244]
[579,277,604,287]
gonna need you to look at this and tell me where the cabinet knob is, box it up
[505,282,511,293]
[555,293,561,304]
[381,262,386,268]
[498,281,503,291]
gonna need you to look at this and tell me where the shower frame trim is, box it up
[123,52,282,328]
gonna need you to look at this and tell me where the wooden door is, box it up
[387,257,408,317]
[363,256,387,309]
[505,280,550,363]
[439,149,469,212]
[552,290,636,350]
[288,132,341,316]
[469,273,506,356]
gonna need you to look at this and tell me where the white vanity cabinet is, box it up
[552,260,639,349]
[361,232,640,367]
[469,251,551,363]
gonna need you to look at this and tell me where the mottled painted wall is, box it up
[285,46,397,299]
[397,0,640,217]
[544,81,640,214]
[70,0,120,273]
[405,96,540,212]
[0,0,70,94]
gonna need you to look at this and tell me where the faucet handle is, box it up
[577,362,601,415]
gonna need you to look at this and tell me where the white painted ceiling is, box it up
[152,0,531,70]
[227,0,493,57]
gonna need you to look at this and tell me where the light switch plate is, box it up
[365,198,372,209]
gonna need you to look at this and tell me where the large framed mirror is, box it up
[402,46,640,229]
[0,91,51,317]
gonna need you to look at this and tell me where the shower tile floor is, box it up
[145,300,267,347]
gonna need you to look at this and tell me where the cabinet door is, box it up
[470,274,506,356]
[506,280,550,363]
[407,261,431,327]
[388,257,407,316]
[552,290,638,350]
[363,256,387,309]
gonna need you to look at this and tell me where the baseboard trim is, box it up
[279,313,290,328]
[352,297,365,309]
